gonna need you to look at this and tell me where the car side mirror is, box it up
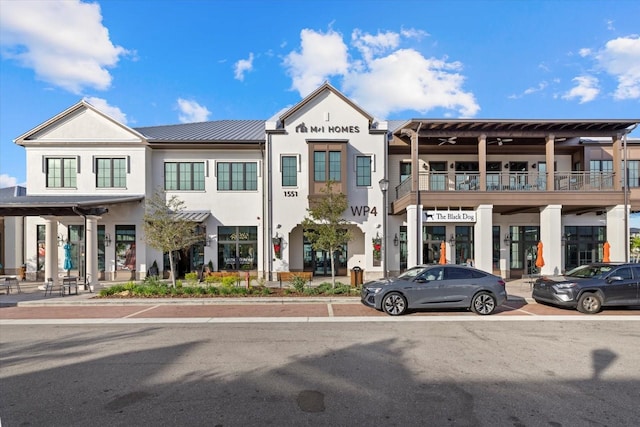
[606,276,623,283]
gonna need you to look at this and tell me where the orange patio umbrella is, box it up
[535,241,545,268]
[603,241,611,262]
[439,241,447,264]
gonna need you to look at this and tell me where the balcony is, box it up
[391,171,622,215]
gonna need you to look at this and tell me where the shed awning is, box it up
[173,210,210,222]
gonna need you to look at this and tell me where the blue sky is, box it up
[1,1,639,186]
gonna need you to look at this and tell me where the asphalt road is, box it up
[1,321,639,426]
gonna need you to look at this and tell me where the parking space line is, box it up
[327,303,334,317]
[124,305,161,318]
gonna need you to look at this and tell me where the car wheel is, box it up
[382,292,407,316]
[471,292,497,315]
[577,293,602,314]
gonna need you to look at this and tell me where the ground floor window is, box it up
[493,225,500,270]
[508,225,539,274]
[115,225,136,271]
[37,224,45,273]
[423,225,446,264]
[218,226,257,271]
[453,226,474,265]
[564,226,606,271]
[303,233,347,276]
[98,225,105,272]
[399,226,408,271]
[66,225,84,276]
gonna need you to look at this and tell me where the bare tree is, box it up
[143,190,203,287]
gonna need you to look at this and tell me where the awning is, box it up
[0,195,145,216]
[173,210,211,222]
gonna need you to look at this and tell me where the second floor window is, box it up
[96,158,126,188]
[217,162,257,191]
[314,151,341,182]
[46,157,77,188]
[356,156,371,186]
[282,156,297,187]
[165,162,205,191]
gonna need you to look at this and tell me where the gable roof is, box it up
[14,99,146,144]
[278,82,374,125]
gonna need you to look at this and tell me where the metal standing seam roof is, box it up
[135,120,266,142]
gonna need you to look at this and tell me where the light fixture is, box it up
[450,163,455,169]
[504,233,511,244]
[531,163,537,169]
[504,163,510,169]
[57,234,65,246]
[393,234,399,247]
[378,178,389,192]
[448,234,456,246]
[104,233,112,247]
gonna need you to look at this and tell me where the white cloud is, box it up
[0,0,129,94]
[509,81,549,99]
[0,174,18,189]
[283,28,350,97]
[283,28,479,118]
[579,48,592,57]
[595,35,640,100]
[84,97,128,124]
[176,98,211,123]
[234,53,254,81]
[562,75,600,103]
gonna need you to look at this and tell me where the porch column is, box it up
[86,215,100,291]
[606,205,626,262]
[545,135,556,191]
[539,205,562,275]
[474,205,493,273]
[406,204,423,268]
[612,135,622,191]
[43,216,59,286]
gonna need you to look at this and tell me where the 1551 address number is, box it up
[284,191,298,197]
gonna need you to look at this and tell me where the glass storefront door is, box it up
[303,237,347,276]
[423,226,446,264]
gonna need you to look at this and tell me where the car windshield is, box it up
[397,266,427,280]
[565,265,614,279]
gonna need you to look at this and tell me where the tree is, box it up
[301,181,352,288]
[143,190,203,287]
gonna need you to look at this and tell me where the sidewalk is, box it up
[0,278,534,307]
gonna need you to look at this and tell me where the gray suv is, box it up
[361,264,507,316]
[532,263,640,314]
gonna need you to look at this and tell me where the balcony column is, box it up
[612,134,622,191]
[539,205,562,275]
[474,205,493,272]
[606,205,626,262]
[478,134,487,191]
[545,135,556,190]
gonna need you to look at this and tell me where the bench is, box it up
[276,271,313,288]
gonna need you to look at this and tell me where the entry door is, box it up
[314,250,333,276]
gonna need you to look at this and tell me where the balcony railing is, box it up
[395,171,615,199]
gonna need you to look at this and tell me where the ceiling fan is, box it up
[487,137,513,146]
[438,137,457,145]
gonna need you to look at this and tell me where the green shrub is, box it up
[221,276,237,287]
[290,275,307,293]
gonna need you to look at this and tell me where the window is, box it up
[165,162,205,191]
[46,157,77,188]
[282,156,297,187]
[356,156,371,186]
[96,158,126,188]
[217,162,257,191]
[115,225,136,271]
[628,160,639,188]
[217,226,257,270]
[313,150,341,182]
[400,162,411,183]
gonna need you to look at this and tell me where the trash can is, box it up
[350,266,363,286]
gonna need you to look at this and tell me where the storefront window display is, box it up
[218,226,257,271]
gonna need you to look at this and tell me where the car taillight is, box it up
[497,280,505,287]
